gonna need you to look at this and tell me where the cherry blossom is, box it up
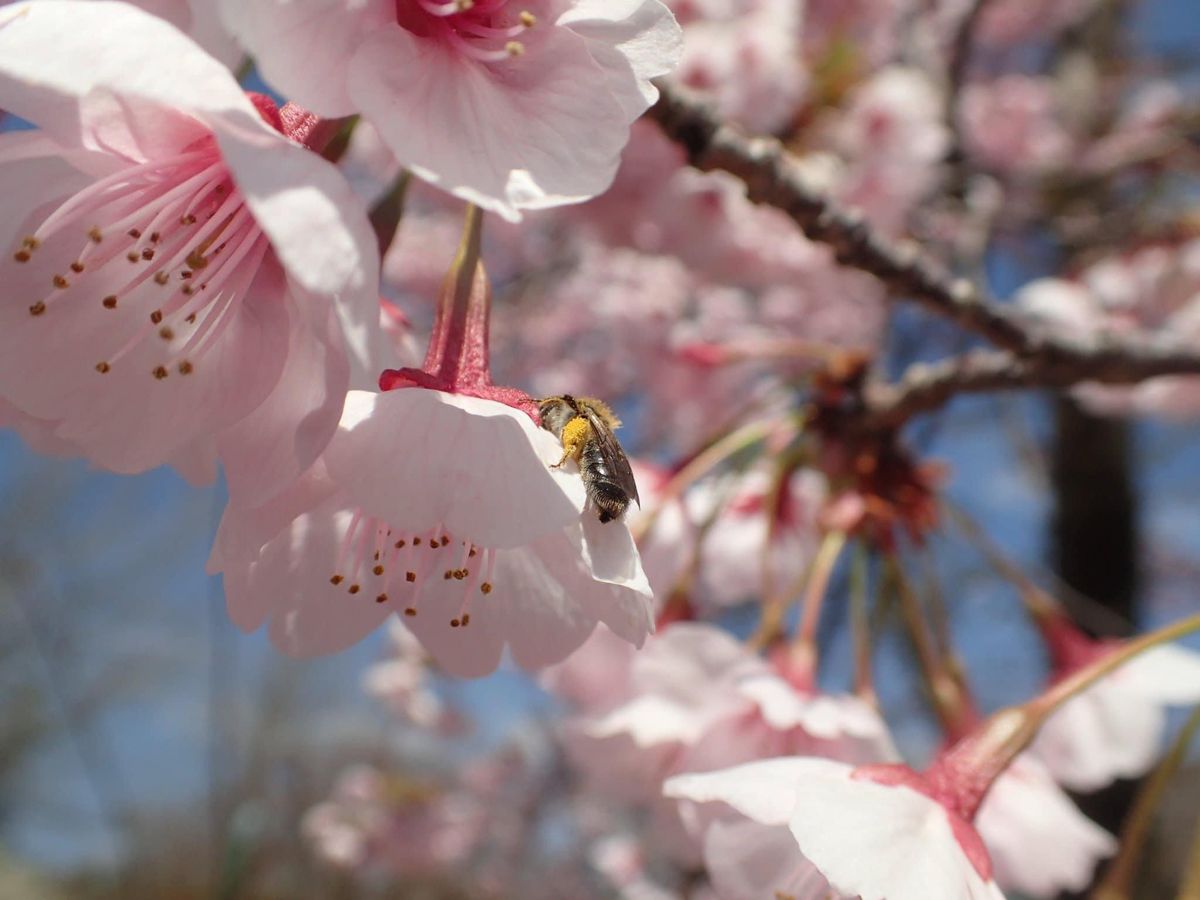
[210,227,654,676]
[0,1,379,505]
[962,76,1074,174]
[666,755,1007,900]
[1030,617,1200,791]
[219,0,683,221]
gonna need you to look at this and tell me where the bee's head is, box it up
[537,395,576,437]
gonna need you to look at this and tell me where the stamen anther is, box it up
[88,227,103,243]
[95,361,110,374]
[178,361,193,375]
[29,301,46,316]
[348,583,361,594]
[69,261,85,273]
[330,574,344,585]
[52,274,69,289]
[152,365,169,380]
[102,295,118,309]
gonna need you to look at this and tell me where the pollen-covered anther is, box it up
[450,617,461,628]
[128,228,142,239]
[152,365,168,380]
[455,0,474,10]
[178,361,193,375]
[126,251,140,263]
[413,537,422,546]
[28,301,46,316]
[185,313,196,323]
[102,295,118,309]
[141,248,155,261]
[406,571,417,582]
[154,271,170,285]
[69,261,85,273]
[394,539,407,549]
[443,570,453,580]
[348,583,361,594]
[330,574,344,585]
[372,564,384,576]
[150,310,163,324]
[461,613,471,626]
[88,227,103,243]
[13,250,31,263]
[150,231,161,243]
[480,582,493,595]
[375,593,388,604]
[180,214,197,226]
[52,274,69,289]
[404,607,417,616]
[159,327,174,341]
[95,361,111,374]
[453,569,468,580]
[505,40,524,56]
[519,10,536,26]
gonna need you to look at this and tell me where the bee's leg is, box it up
[551,418,590,468]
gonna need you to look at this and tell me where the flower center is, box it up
[394,0,538,62]
[13,142,267,381]
[328,508,496,628]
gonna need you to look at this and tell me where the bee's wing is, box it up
[580,405,640,508]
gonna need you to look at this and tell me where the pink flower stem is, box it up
[787,529,848,681]
[932,612,1200,821]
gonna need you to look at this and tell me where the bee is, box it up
[538,395,640,523]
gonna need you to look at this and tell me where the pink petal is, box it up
[0,132,95,260]
[217,281,349,508]
[217,0,392,117]
[558,0,682,120]
[346,23,630,221]
[0,2,255,158]
[704,819,836,900]
[665,758,841,827]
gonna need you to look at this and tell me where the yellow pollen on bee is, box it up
[52,274,69,289]
[480,582,493,595]
[519,10,536,26]
[154,271,170,285]
[150,309,163,324]
[88,226,103,243]
[406,571,417,582]
[69,261,85,274]
[159,327,174,341]
[330,574,344,585]
[178,361,193,375]
[28,301,46,316]
[152,365,169,380]
[348,583,361,594]
[95,361,111,374]
[102,295,118,309]
[373,564,385,576]
[505,40,525,56]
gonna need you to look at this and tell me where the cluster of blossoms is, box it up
[3,0,1200,898]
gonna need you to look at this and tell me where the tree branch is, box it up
[647,82,1200,425]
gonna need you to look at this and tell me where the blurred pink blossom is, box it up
[0,1,379,506]
[363,619,455,731]
[1030,619,1200,791]
[962,76,1074,173]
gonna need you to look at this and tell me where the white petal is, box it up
[324,389,584,549]
[1115,643,1200,704]
[665,758,846,827]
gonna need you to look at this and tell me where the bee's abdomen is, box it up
[580,444,630,523]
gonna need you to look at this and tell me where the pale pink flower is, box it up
[672,0,806,134]
[124,0,242,67]
[975,0,1096,45]
[540,622,641,713]
[0,1,379,506]
[962,76,1074,173]
[828,66,950,234]
[220,0,683,220]
[210,389,654,676]
[976,754,1116,898]
[666,755,1007,900]
[363,619,454,730]
[564,623,896,816]
[304,764,487,874]
[1031,619,1200,791]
